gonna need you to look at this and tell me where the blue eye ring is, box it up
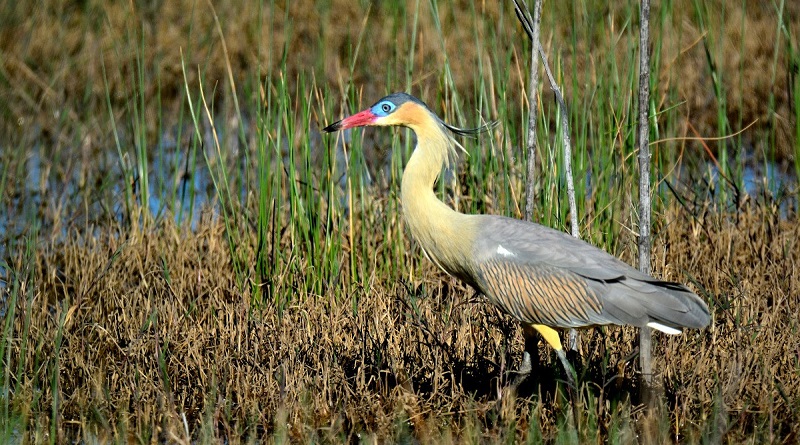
[373,101,396,117]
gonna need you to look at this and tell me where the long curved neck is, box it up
[400,119,476,279]
[401,127,452,208]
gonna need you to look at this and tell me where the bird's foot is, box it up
[509,350,532,388]
[555,348,581,425]
[556,349,577,391]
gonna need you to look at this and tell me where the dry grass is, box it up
[1,1,798,160]
[2,201,796,442]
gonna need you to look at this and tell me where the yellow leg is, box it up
[531,324,564,351]
[531,324,575,389]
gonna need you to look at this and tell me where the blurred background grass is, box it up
[1,0,799,443]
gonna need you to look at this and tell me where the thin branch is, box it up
[636,0,654,393]
[650,118,757,146]
[513,0,578,238]
[538,45,579,238]
[514,0,580,351]
[515,0,542,223]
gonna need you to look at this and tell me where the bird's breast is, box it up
[401,199,480,282]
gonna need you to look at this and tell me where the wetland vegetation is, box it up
[1,0,799,442]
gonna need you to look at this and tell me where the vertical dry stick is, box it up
[521,1,541,222]
[637,0,654,393]
[537,47,579,239]
[515,0,545,384]
[537,45,581,351]
[514,0,580,351]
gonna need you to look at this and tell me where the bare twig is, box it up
[636,0,654,395]
[514,0,580,352]
[516,0,541,222]
[537,47,579,239]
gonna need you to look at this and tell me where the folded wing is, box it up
[468,216,710,332]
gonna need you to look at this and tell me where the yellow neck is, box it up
[400,119,476,279]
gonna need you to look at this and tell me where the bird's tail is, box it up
[634,279,711,331]
[601,278,711,333]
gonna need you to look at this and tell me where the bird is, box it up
[323,92,711,387]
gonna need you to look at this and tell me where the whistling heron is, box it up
[323,92,710,386]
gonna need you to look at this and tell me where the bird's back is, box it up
[465,215,710,332]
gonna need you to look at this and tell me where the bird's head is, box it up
[323,92,496,136]
[323,93,426,132]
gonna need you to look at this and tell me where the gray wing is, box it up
[468,215,710,330]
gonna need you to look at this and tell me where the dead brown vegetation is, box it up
[3,202,796,442]
[1,1,798,161]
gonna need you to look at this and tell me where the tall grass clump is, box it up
[1,227,39,442]
[793,34,800,189]
[183,63,244,290]
[102,18,165,225]
[692,0,732,191]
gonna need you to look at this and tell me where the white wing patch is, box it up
[496,244,515,257]
[647,322,682,335]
